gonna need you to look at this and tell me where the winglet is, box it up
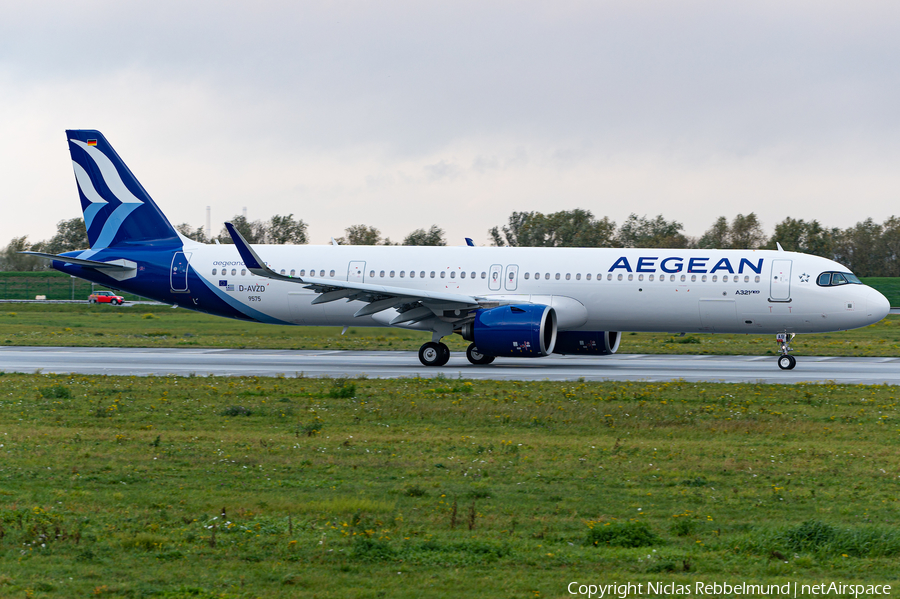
[465,238,475,247]
[224,222,269,273]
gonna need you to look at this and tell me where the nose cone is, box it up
[866,287,891,322]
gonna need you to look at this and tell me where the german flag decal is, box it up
[87,139,97,146]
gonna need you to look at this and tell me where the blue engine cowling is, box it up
[462,304,557,357]
[553,331,621,355]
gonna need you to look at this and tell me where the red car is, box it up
[88,290,125,305]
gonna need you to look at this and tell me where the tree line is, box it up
[4,210,900,277]
[0,215,448,271]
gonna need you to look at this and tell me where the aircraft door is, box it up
[769,259,792,302]
[348,261,366,283]
[488,264,502,291]
[170,252,191,292]
[504,264,519,291]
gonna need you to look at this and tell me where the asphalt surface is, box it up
[1,346,898,384]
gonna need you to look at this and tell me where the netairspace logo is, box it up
[567,581,892,598]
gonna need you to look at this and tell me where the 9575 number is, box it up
[248,296,262,302]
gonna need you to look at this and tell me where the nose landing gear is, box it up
[776,333,796,370]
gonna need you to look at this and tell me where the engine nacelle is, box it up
[460,305,557,357]
[553,331,621,355]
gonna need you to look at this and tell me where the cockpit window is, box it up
[816,271,862,287]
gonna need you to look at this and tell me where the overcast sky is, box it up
[2,1,899,246]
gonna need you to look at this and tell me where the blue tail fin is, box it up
[66,130,180,250]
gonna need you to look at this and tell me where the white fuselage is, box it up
[182,244,890,335]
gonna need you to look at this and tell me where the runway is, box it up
[1,346,898,384]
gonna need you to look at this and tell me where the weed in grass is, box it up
[39,384,71,399]
[405,485,427,498]
[586,521,661,548]
[221,405,252,417]
[327,379,356,398]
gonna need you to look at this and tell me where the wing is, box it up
[224,223,486,327]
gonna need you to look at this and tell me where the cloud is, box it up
[2,1,900,246]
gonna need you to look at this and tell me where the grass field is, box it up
[1,302,899,357]
[0,374,898,597]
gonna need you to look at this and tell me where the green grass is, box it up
[1,302,899,356]
[0,374,898,597]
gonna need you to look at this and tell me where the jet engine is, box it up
[552,331,621,355]
[459,305,557,357]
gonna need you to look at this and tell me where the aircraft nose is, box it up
[866,287,890,322]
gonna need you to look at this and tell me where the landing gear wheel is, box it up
[437,343,451,366]
[419,342,450,367]
[466,343,495,365]
[777,355,796,370]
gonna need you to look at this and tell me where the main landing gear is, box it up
[418,341,450,367]
[466,343,495,365]
[776,332,796,370]
[417,341,497,366]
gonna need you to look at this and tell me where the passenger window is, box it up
[410,271,415,278]
[369,270,374,278]
[212,268,217,275]
[440,271,446,278]
[320,270,325,277]
[669,275,675,282]
[617,274,623,281]
[680,275,685,282]
[450,271,456,279]
[755,275,760,283]
[649,274,654,281]
[480,272,486,279]
[279,269,285,275]
[290,269,295,277]
[380,270,385,277]
[744,275,749,282]
[545,273,551,280]
[431,271,436,278]
[460,271,466,279]
[690,275,696,282]
[575,273,581,280]
[329,270,335,277]
[390,271,395,278]
[628,274,633,281]
[231,269,237,276]
[638,274,643,281]
[524,273,530,280]
[400,271,405,278]
[701,275,707,282]
[712,275,717,282]
[535,272,540,279]
[586,274,591,281]
[722,275,729,282]
[241,269,246,276]
[555,273,561,280]
[565,273,571,280]
[300,269,306,276]
[421,271,426,278]
[607,274,612,281]
[470,272,475,279]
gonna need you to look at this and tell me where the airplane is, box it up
[24,130,891,371]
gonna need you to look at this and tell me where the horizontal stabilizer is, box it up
[19,251,136,272]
